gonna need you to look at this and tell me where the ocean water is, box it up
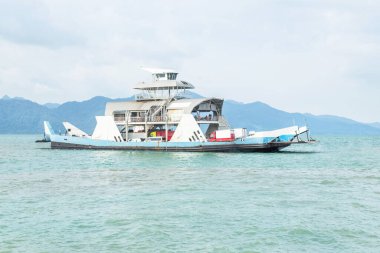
[0,135,379,253]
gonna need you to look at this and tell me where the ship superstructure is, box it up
[105,68,228,142]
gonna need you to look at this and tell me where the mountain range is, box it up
[1,94,379,135]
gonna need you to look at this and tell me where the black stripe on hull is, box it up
[51,141,291,152]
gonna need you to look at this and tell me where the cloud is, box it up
[0,0,379,122]
[0,0,82,48]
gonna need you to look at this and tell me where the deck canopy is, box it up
[133,80,194,90]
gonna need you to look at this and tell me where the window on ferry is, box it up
[166,73,178,80]
[114,113,125,121]
[130,111,145,117]
[155,73,165,80]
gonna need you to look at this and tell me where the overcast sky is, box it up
[0,0,379,122]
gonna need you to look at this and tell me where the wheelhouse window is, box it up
[167,73,177,80]
[130,111,146,117]
[129,111,146,122]
[154,72,177,81]
[154,73,166,81]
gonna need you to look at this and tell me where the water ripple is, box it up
[0,135,380,252]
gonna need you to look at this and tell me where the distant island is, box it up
[1,94,379,135]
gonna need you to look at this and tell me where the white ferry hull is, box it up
[49,135,292,152]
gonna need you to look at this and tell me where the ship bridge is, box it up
[133,68,194,101]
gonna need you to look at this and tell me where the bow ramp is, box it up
[43,121,55,141]
[63,122,90,138]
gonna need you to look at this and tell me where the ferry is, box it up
[43,68,314,152]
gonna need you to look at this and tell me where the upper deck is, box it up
[133,68,194,101]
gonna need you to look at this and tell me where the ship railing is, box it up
[147,116,166,122]
[135,93,192,101]
[128,115,219,123]
[135,94,171,101]
[129,116,167,123]
[114,116,126,122]
[194,115,219,122]
[129,117,146,123]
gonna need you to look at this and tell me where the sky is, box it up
[0,0,379,123]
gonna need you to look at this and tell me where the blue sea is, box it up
[0,135,379,252]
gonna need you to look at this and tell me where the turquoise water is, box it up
[1,135,379,252]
